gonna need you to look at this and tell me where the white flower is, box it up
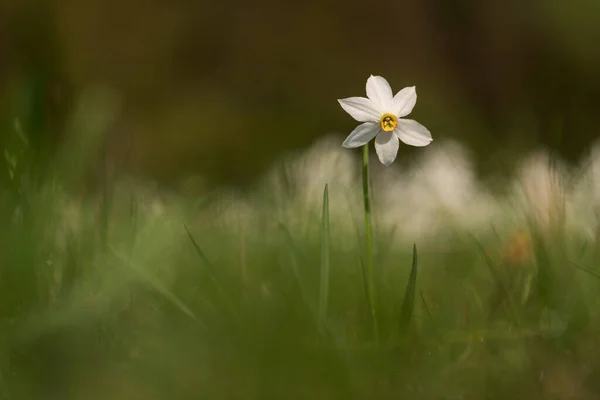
[338,75,433,166]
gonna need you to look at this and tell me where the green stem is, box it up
[362,143,378,340]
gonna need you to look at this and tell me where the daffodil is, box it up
[338,75,433,166]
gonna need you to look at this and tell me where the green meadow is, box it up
[2,87,600,399]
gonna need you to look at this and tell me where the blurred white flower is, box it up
[259,135,361,233]
[374,141,499,243]
[564,141,600,239]
[516,150,567,233]
[338,75,433,166]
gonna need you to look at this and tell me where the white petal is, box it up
[342,122,380,148]
[366,75,393,110]
[338,97,380,122]
[392,86,417,117]
[395,119,433,147]
[374,130,400,166]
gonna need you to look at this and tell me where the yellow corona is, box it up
[379,113,397,132]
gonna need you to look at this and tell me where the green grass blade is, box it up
[399,244,418,336]
[278,222,303,280]
[184,223,226,294]
[419,289,432,320]
[278,222,317,319]
[184,223,214,270]
[183,224,238,318]
[318,184,330,323]
[569,260,600,280]
[472,236,522,327]
[109,246,200,324]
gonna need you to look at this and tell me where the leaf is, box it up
[184,224,237,318]
[472,235,522,327]
[569,260,600,280]
[109,246,200,324]
[318,184,330,323]
[399,244,418,336]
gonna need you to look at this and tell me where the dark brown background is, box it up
[2,0,600,186]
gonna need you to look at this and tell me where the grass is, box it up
[3,100,600,399]
[318,184,330,326]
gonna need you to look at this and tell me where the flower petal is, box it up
[391,86,417,117]
[374,130,400,166]
[338,97,380,122]
[342,122,380,148]
[366,75,393,110]
[395,119,433,147]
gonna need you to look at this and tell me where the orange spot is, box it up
[503,230,533,265]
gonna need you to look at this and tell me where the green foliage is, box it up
[318,184,330,325]
[1,107,600,399]
[398,244,418,337]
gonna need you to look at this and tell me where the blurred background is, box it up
[1,0,600,187]
[4,2,600,399]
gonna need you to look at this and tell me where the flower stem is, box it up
[362,143,378,340]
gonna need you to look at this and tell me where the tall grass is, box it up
[2,93,600,398]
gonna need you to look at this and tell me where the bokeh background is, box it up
[1,0,600,185]
[4,2,600,399]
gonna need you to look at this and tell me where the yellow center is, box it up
[380,113,397,132]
